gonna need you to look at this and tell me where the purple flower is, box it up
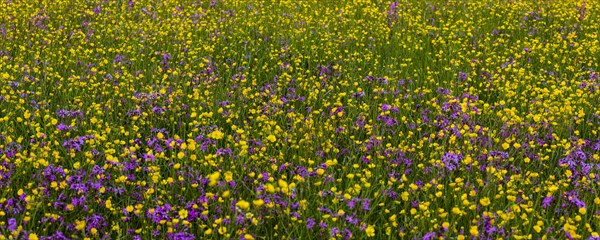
[342,228,352,239]
[7,218,16,232]
[9,81,19,89]
[319,221,328,229]
[216,148,233,157]
[542,196,554,209]
[56,123,73,131]
[52,231,68,240]
[346,199,356,209]
[437,87,451,95]
[345,215,359,225]
[306,218,315,229]
[93,6,102,14]
[441,152,463,171]
[423,232,436,240]
[458,72,468,81]
[171,232,195,240]
[330,227,340,237]
[569,196,586,209]
[86,213,107,231]
[56,109,84,118]
[382,104,392,111]
[361,198,371,211]
[352,91,365,98]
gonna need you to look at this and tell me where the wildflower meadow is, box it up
[1,0,599,239]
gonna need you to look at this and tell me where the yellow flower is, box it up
[578,208,587,215]
[480,197,490,207]
[76,220,86,231]
[469,226,479,237]
[267,134,276,142]
[222,191,230,198]
[253,199,265,207]
[278,179,288,189]
[210,130,224,140]
[452,207,461,214]
[179,209,188,219]
[401,191,409,201]
[410,208,417,215]
[218,226,227,235]
[28,234,38,240]
[365,225,375,237]
[265,184,275,193]
[209,172,221,186]
[224,171,233,182]
[236,200,250,210]
[442,222,450,229]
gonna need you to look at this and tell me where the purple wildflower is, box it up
[542,196,554,209]
[441,152,463,171]
[56,123,74,131]
[7,218,16,232]
[458,72,468,81]
[306,218,315,229]
[423,232,436,240]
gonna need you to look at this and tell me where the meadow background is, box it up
[1,0,599,239]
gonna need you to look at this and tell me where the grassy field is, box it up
[1,0,599,239]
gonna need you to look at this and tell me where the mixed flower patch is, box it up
[0,0,599,239]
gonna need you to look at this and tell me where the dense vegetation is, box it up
[1,0,599,239]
